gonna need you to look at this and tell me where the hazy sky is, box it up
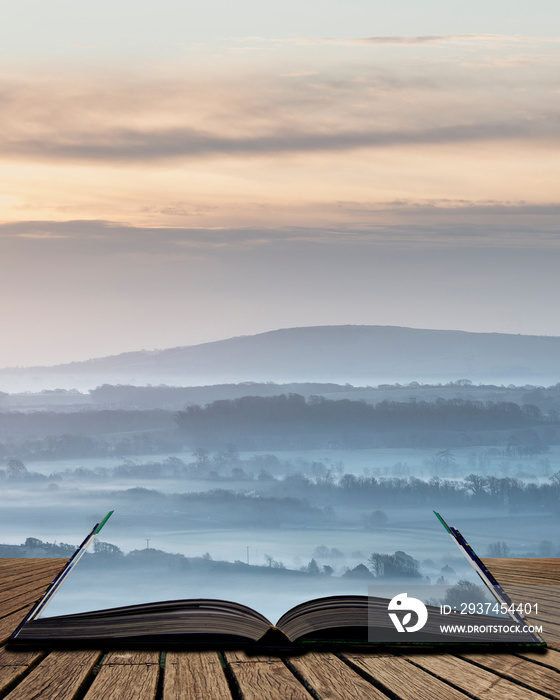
[2,2,560,366]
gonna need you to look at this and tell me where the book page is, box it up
[36,507,488,626]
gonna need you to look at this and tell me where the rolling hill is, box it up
[1,325,560,392]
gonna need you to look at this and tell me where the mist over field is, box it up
[1,332,559,616]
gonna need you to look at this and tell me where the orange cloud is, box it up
[0,36,558,228]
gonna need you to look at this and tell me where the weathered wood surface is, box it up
[484,558,560,586]
[225,651,312,700]
[518,646,560,671]
[342,652,472,700]
[483,557,560,650]
[406,652,551,700]
[0,559,65,645]
[0,560,66,602]
[0,558,559,699]
[458,651,560,699]
[0,648,45,695]
[163,651,232,700]
[288,651,391,699]
[83,651,160,700]
[2,650,101,700]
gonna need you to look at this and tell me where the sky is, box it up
[1,1,560,367]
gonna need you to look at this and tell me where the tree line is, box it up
[175,394,558,449]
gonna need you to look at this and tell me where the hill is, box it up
[1,325,560,391]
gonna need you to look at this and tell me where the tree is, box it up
[192,449,209,469]
[391,551,421,578]
[94,541,123,557]
[444,580,488,608]
[257,470,275,481]
[6,458,27,478]
[313,545,330,558]
[264,554,284,568]
[307,558,320,575]
[343,564,373,579]
[487,542,509,557]
[463,474,487,497]
[363,510,388,530]
[369,553,386,578]
[368,551,420,579]
[435,449,456,468]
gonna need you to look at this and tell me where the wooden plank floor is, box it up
[0,558,558,699]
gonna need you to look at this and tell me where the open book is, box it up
[10,512,545,648]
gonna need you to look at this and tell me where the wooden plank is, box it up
[0,609,38,645]
[0,566,65,597]
[0,558,67,569]
[226,650,282,663]
[485,558,560,576]
[523,611,560,632]
[0,562,72,642]
[483,559,560,586]
[0,647,43,667]
[519,611,560,648]
[225,652,311,700]
[83,651,159,700]
[503,583,560,600]
[0,663,39,696]
[3,650,101,700]
[0,564,65,607]
[342,652,471,700]
[524,600,560,620]
[527,620,560,645]
[0,583,73,643]
[0,565,63,589]
[458,560,560,649]
[517,647,560,671]
[290,651,390,700]
[163,651,232,700]
[459,652,560,699]
[0,586,58,619]
[102,651,160,665]
[0,575,59,602]
[407,653,549,700]
[83,664,158,700]
[0,648,45,696]
[491,584,560,627]
[0,560,66,579]
[0,559,66,571]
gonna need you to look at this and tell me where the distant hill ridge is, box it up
[1,325,560,392]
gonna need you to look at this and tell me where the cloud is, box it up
[3,118,559,164]
[284,34,560,47]
[1,44,559,167]
[1,209,559,258]
[338,199,560,217]
[1,46,559,229]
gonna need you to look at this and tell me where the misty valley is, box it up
[1,382,559,616]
